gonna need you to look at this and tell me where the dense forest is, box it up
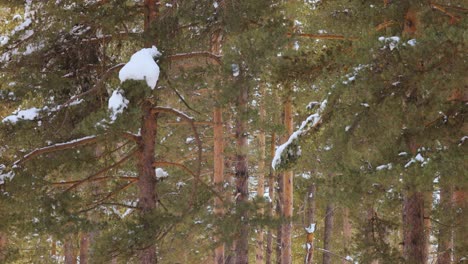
[0,0,466,263]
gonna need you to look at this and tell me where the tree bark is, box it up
[280,93,293,264]
[79,232,90,264]
[323,203,334,264]
[64,234,77,264]
[276,173,283,264]
[234,84,249,264]
[265,132,276,264]
[212,27,225,264]
[137,101,159,264]
[304,184,316,264]
[342,208,351,264]
[255,85,266,264]
[0,232,7,262]
[437,186,453,264]
[403,191,427,264]
[452,189,467,263]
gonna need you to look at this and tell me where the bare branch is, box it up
[166,51,222,65]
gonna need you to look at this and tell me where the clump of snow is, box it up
[119,46,161,90]
[231,64,240,77]
[2,107,40,123]
[405,153,430,168]
[155,168,169,179]
[376,163,393,171]
[407,39,417,46]
[379,36,400,51]
[305,223,316,233]
[108,90,129,121]
[0,164,15,184]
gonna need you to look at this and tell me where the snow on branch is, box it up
[14,135,98,166]
[272,99,327,170]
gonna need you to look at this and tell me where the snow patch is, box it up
[108,90,129,121]
[305,223,316,233]
[155,168,169,179]
[2,107,40,123]
[119,46,161,89]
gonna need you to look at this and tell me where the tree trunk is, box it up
[452,189,467,263]
[437,186,453,264]
[304,184,316,264]
[403,191,427,264]
[64,234,77,264]
[137,101,159,264]
[255,85,266,264]
[234,84,249,264]
[212,26,225,264]
[280,94,293,264]
[342,208,351,264]
[276,173,283,264]
[0,232,7,262]
[323,203,334,264]
[79,232,90,264]
[265,132,276,264]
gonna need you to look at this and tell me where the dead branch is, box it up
[166,51,222,65]
[287,33,357,41]
[50,176,137,186]
[430,2,462,23]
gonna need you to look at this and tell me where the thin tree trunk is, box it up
[280,94,293,264]
[437,186,453,264]
[452,189,467,263]
[234,84,249,264]
[64,234,77,264]
[265,132,276,264]
[304,184,316,264]
[255,85,266,264]
[275,172,283,264]
[212,27,225,264]
[403,191,427,264]
[342,208,351,264]
[137,101,159,264]
[79,232,90,264]
[323,203,334,264]
[0,232,7,262]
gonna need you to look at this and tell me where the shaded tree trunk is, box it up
[342,208,351,264]
[64,234,77,264]
[265,132,276,264]
[437,186,453,264]
[137,101,159,264]
[452,189,467,263]
[403,191,427,264]
[234,84,249,264]
[305,184,316,264]
[323,203,334,264]
[255,85,266,264]
[280,93,293,264]
[79,232,90,264]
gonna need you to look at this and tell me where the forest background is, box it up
[0,0,466,263]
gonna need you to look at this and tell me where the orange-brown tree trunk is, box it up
[437,185,453,264]
[403,191,427,264]
[234,83,249,264]
[255,85,266,264]
[280,93,293,264]
[79,232,90,264]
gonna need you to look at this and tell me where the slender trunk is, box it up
[323,203,334,264]
[403,191,426,264]
[51,239,56,257]
[212,26,225,264]
[452,189,467,263]
[79,232,90,264]
[137,101,158,264]
[255,85,266,264]
[64,234,77,264]
[437,185,453,264]
[144,0,158,47]
[304,184,316,264]
[280,94,293,264]
[275,173,283,264]
[0,232,7,262]
[234,84,249,264]
[265,132,276,264]
[342,208,351,264]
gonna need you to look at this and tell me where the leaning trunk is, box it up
[234,84,249,264]
[136,101,159,263]
[323,203,334,264]
[403,191,426,264]
[280,93,293,264]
